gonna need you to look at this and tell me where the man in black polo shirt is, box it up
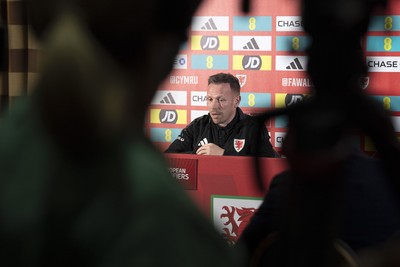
[165,73,278,157]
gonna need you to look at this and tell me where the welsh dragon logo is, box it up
[220,206,257,245]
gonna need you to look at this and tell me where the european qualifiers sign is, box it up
[167,158,198,190]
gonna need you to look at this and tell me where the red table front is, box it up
[165,154,288,244]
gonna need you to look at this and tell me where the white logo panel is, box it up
[367,56,400,72]
[276,16,304,31]
[151,91,187,105]
[276,56,308,71]
[191,110,208,122]
[275,132,287,148]
[173,54,187,69]
[191,91,207,107]
[232,36,272,51]
[191,16,230,31]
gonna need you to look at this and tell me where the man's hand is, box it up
[196,143,224,155]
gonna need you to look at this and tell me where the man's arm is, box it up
[257,126,280,157]
[165,125,195,154]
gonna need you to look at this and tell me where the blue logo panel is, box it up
[369,16,400,31]
[366,36,400,52]
[233,16,272,31]
[372,96,400,112]
[191,55,229,70]
[276,36,310,52]
[150,128,183,143]
[241,93,271,108]
[275,116,288,128]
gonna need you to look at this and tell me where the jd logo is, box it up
[201,36,220,50]
[285,94,304,106]
[160,110,178,124]
[243,56,261,70]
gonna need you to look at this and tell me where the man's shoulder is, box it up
[187,114,210,127]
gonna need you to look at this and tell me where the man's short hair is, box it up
[208,73,241,94]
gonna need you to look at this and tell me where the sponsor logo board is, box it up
[191,55,229,70]
[241,93,271,108]
[275,132,287,148]
[150,128,182,142]
[191,91,207,107]
[151,91,187,105]
[276,56,308,71]
[275,93,306,108]
[192,16,230,31]
[191,110,209,122]
[276,16,304,31]
[232,36,272,51]
[366,36,400,52]
[276,36,310,52]
[233,16,272,31]
[173,54,187,69]
[191,35,229,50]
[150,109,187,124]
[369,16,400,31]
[232,55,272,70]
[366,56,400,72]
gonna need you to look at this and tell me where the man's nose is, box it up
[209,99,219,108]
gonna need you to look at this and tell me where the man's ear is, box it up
[236,95,241,107]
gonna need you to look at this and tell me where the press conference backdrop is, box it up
[146,0,400,154]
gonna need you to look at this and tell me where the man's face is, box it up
[207,83,240,127]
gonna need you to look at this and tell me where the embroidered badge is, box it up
[234,139,245,152]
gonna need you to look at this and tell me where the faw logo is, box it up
[212,196,263,245]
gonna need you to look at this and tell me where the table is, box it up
[165,154,288,243]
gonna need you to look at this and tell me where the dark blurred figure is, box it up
[0,0,243,266]
[238,104,400,265]
[238,0,400,266]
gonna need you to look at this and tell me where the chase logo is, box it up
[150,109,187,125]
[276,36,310,52]
[240,93,271,108]
[173,55,187,69]
[191,55,229,70]
[275,93,306,108]
[191,16,229,31]
[276,16,304,31]
[151,91,187,106]
[369,16,400,31]
[275,132,287,148]
[191,91,207,107]
[366,36,400,52]
[366,56,400,72]
[233,55,271,70]
[232,36,271,51]
[191,35,229,51]
[233,16,272,31]
[150,128,182,142]
[276,56,308,71]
